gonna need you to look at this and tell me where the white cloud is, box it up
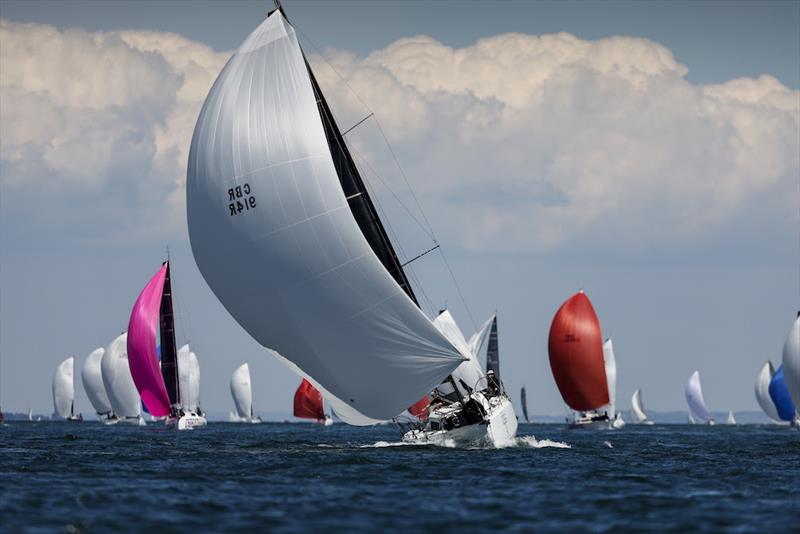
[1,19,797,251]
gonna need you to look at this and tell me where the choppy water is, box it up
[1,422,797,532]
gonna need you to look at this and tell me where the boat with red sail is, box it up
[294,379,332,426]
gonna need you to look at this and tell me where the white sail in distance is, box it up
[782,314,800,408]
[81,348,112,416]
[685,370,711,423]
[630,388,650,424]
[52,356,75,418]
[186,10,464,422]
[603,338,617,418]
[230,363,253,420]
[177,344,201,412]
[101,333,142,419]
[754,361,781,422]
[725,410,736,425]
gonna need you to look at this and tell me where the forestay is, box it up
[186,10,463,421]
[52,356,75,418]
[81,348,112,416]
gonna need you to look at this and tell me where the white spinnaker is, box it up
[81,348,112,416]
[603,339,617,418]
[754,361,781,422]
[685,370,711,422]
[52,356,75,418]
[230,363,253,419]
[177,344,201,412]
[101,333,142,418]
[468,314,494,369]
[630,388,648,423]
[186,10,463,421]
[782,315,800,408]
[725,410,736,425]
[433,310,485,392]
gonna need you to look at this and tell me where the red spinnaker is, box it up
[294,379,325,421]
[548,291,609,411]
[408,395,430,420]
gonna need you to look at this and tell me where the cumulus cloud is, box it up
[1,19,797,251]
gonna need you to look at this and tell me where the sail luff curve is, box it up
[186,10,463,421]
[127,264,172,417]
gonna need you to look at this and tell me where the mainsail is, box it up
[101,333,142,419]
[231,363,253,420]
[768,365,796,422]
[294,379,325,421]
[178,344,201,413]
[52,356,75,419]
[520,386,530,423]
[685,370,711,423]
[781,313,800,408]
[754,361,781,422]
[630,388,650,423]
[81,348,113,416]
[127,263,173,417]
[548,291,610,411]
[603,338,617,417]
[186,9,463,422]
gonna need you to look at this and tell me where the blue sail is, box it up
[768,366,796,422]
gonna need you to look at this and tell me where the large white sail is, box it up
[468,314,494,369]
[230,363,253,419]
[186,10,464,422]
[101,333,142,419]
[81,348,112,416]
[630,388,649,423]
[177,344,201,412]
[603,338,617,418]
[782,314,800,408]
[754,361,781,422]
[685,370,711,423]
[433,310,485,393]
[52,356,75,418]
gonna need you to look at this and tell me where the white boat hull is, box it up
[402,393,517,447]
[169,412,207,430]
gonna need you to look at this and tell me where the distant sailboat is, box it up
[27,409,32,421]
[548,291,611,429]
[603,339,625,429]
[685,371,714,425]
[630,388,654,425]
[53,356,82,422]
[781,313,800,420]
[101,333,145,425]
[755,361,782,422]
[768,365,797,423]
[177,344,203,417]
[520,386,530,423]
[127,261,207,430]
[725,410,737,426]
[230,363,262,423]
[294,379,332,426]
[81,347,116,422]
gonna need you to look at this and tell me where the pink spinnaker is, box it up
[127,264,171,417]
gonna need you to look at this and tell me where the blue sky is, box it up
[1,0,798,419]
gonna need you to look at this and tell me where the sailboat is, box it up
[27,409,32,421]
[685,371,714,425]
[101,333,145,425]
[725,410,737,425]
[294,379,333,425]
[548,291,611,429]
[630,388,654,425]
[769,365,797,424]
[185,5,505,443]
[81,347,116,422]
[177,344,203,417]
[520,386,530,423]
[127,261,207,430]
[230,363,262,423]
[755,361,783,422]
[603,338,625,429]
[781,313,800,424]
[52,356,82,421]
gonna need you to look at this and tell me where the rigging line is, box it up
[438,247,479,332]
[401,244,441,268]
[342,113,374,137]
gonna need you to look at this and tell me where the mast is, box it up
[486,316,500,378]
[159,261,181,410]
[305,65,420,306]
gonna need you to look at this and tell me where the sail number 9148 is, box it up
[228,183,257,216]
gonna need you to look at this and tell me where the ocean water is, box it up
[1,422,797,532]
